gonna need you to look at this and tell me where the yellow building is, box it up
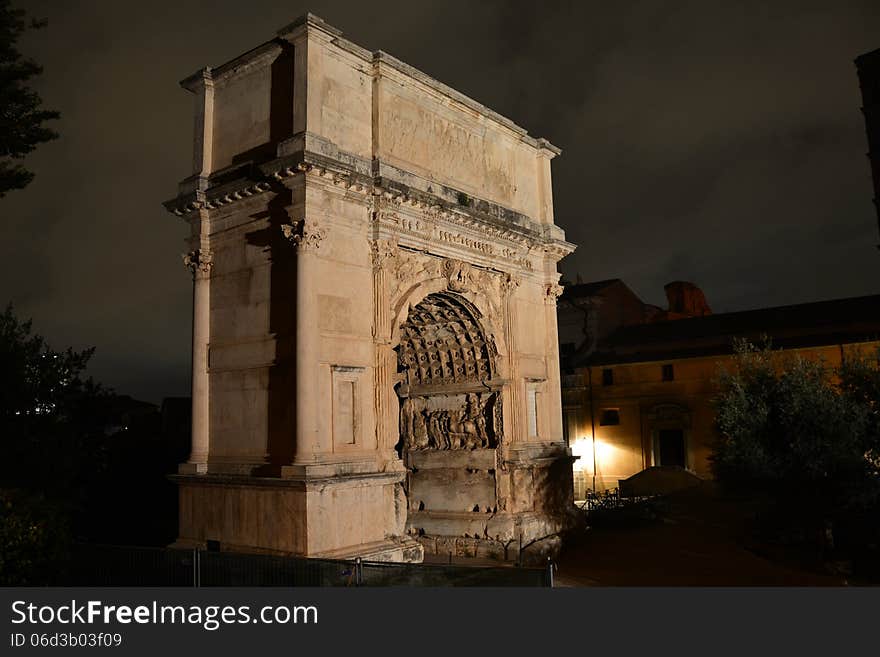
[559,287,880,499]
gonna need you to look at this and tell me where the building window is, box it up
[662,364,674,381]
[599,409,620,426]
[602,368,613,386]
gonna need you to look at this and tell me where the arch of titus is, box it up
[164,14,577,563]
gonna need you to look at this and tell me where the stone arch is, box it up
[396,291,497,388]
[393,290,505,454]
[389,275,506,363]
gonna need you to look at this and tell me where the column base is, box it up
[281,454,405,478]
[178,460,267,476]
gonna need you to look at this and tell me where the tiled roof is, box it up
[578,294,880,366]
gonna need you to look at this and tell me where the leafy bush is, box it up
[0,489,69,585]
[712,339,880,567]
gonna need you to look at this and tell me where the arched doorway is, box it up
[393,291,504,523]
[395,291,502,454]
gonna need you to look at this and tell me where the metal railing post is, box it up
[193,549,201,587]
[547,557,554,588]
[355,557,363,586]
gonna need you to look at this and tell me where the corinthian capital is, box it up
[544,281,564,305]
[182,249,213,279]
[370,237,398,269]
[281,219,326,252]
[500,272,521,296]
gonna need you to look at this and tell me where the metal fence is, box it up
[56,543,552,587]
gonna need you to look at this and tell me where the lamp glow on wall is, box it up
[569,434,617,490]
[570,436,591,473]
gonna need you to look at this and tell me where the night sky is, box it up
[3,1,879,403]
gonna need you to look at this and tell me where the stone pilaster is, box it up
[370,238,397,341]
[543,278,565,442]
[180,245,213,474]
[280,219,326,465]
[370,238,399,460]
[501,273,523,444]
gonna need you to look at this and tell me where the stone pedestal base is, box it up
[309,537,423,563]
[408,511,566,564]
[404,445,580,565]
[172,466,421,563]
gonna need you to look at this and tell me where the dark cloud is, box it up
[2,0,878,402]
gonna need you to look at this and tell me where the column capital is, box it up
[183,248,213,279]
[281,219,326,252]
[544,282,564,305]
[500,272,521,297]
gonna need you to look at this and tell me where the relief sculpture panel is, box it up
[400,392,500,451]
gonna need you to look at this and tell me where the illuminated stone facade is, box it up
[559,285,880,497]
[164,14,577,562]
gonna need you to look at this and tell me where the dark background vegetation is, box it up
[1,2,187,584]
[712,340,880,579]
[0,305,189,584]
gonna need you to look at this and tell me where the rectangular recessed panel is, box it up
[334,379,356,445]
[527,387,538,438]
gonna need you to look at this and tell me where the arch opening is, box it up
[395,292,503,455]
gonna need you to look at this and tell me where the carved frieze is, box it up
[388,250,443,302]
[436,229,495,255]
[380,248,514,337]
[400,392,501,451]
[442,258,473,293]
[377,209,430,239]
[373,200,539,270]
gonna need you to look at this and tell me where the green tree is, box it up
[0,490,68,585]
[0,304,109,487]
[838,348,880,509]
[0,0,59,197]
[0,304,109,584]
[712,339,880,564]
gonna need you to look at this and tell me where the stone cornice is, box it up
[541,240,578,260]
[163,179,273,216]
[276,12,343,40]
[180,40,284,92]
[163,150,574,264]
[179,66,212,93]
[211,41,287,85]
[170,469,404,491]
